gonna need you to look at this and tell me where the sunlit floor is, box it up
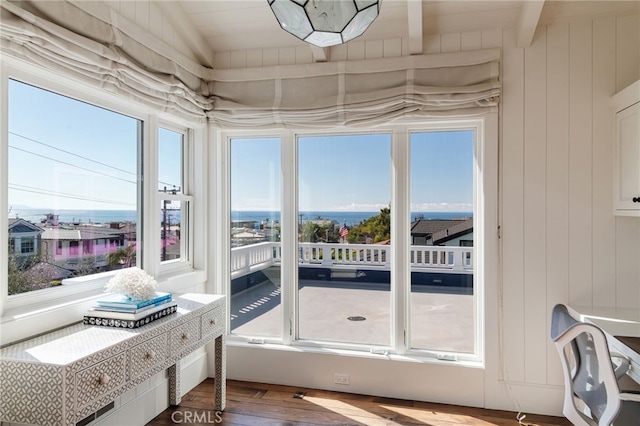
[148,379,570,426]
[230,276,474,353]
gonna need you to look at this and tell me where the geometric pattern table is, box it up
[0,293,225,426]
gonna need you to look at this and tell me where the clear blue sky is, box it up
[9,79,473,214]
[8,80,181,212]
[231,131,473,212]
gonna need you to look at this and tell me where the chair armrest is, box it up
[619,392,640,402]
[611,352,630,380]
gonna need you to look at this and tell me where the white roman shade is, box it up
[0,1,213,122]
[1,1,500,129]
[209,49,501,129]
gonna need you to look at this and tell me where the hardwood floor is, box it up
[147,379,570,426]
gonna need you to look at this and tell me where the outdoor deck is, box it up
[231,267,475,353]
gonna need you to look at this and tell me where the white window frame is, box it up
[220,114,497,366]
[156,125,194,275]
[0,57,201,330]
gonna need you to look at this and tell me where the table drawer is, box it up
[130,334,168,379]
[201,307,224,338]
[75,351,126,408]
[170,319,200,356]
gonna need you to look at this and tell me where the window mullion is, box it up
[281,131,296,345]
[1,66,8,306]
[142,116,158,276]
[391,128,410,355]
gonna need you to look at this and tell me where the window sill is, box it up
[226,338,484,369]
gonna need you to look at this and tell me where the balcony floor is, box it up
[231,272,474,353]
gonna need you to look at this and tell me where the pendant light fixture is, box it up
[268,0,382,48]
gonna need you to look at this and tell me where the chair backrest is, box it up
[550,304,622,426]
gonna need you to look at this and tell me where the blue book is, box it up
[97,292,172,310]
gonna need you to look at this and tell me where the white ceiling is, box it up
[167,1,638,64]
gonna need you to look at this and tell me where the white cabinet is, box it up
[613,80,640,216]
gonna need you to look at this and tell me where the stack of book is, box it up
[84,291,177,329]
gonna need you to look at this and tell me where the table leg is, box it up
[168,360,181,405]
[214,334,226,411]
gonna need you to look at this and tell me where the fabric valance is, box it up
[209,49,501,129]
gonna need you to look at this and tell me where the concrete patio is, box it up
[230,268,475,353]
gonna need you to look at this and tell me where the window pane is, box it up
[230,138,282,339]
[158,128,183,193]
[160,199,185,263]
[298,133,391,346]
[158,128,187,264]
[7,80,140,295]
[409,130,475,353]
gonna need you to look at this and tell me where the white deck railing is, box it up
[230,242,472,279]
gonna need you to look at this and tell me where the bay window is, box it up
[224,119,486,361]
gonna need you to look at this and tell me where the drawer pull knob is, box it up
[181,333,190,341]
[98,373,110,385]
[145,351,156,360]
[209,319,216,326]
[633,196,640,203]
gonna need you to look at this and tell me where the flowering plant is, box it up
[104,267,158,301]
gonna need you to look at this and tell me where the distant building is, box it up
[410,218,473,247]
[8,218,43,263]
[40,223,135,271]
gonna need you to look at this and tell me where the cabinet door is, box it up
[615,101,640,215]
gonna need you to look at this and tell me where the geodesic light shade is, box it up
[268,0,381,48]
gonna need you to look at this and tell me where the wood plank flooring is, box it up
[147,379,570,425]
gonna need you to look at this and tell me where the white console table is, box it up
[0,293,226,426]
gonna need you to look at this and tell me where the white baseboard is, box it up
[485,380,565,417]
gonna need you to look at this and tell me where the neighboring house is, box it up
[40,224,135,271]
[410,218,473,247]
[7,218,43,263]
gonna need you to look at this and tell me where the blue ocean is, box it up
[12,209,471,226]
[232,210,472,226]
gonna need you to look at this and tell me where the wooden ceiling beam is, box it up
[517,0,545,48]
[310,45,330,62]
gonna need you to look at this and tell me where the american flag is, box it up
[339,223,348,238]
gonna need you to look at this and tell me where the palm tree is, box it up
[106,242,136,268]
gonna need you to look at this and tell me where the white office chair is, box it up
[550,304,640,425]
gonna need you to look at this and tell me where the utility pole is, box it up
[162,187,168,261]
[162,185,178,262]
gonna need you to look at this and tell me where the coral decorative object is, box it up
[104,267,158,301]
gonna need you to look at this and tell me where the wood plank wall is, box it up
[106,0,640,402]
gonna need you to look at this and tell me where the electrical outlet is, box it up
[334,373,350,385]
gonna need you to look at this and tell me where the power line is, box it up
[9,146,137,184]
[9,131,180,189]
[9,131,136,176]
[9,183,135,207]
